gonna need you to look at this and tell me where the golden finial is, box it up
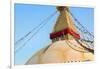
[56,6,70,12]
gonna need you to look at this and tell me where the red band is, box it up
[50,28,80,39]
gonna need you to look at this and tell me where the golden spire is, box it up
[51,6,79,40]
[53,6,78,33]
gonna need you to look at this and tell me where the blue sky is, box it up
[14,3,94,65]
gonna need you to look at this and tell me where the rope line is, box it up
[65,40,88,53]
[67,27,94,53]
[15,11,57,45]
[15,11,58,53]
[69,11,94,38]
[75,38,94,54]
[79,39,94,49]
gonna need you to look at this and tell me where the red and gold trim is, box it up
[50,28,80,39]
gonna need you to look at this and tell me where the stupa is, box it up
[26,6,94,64]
